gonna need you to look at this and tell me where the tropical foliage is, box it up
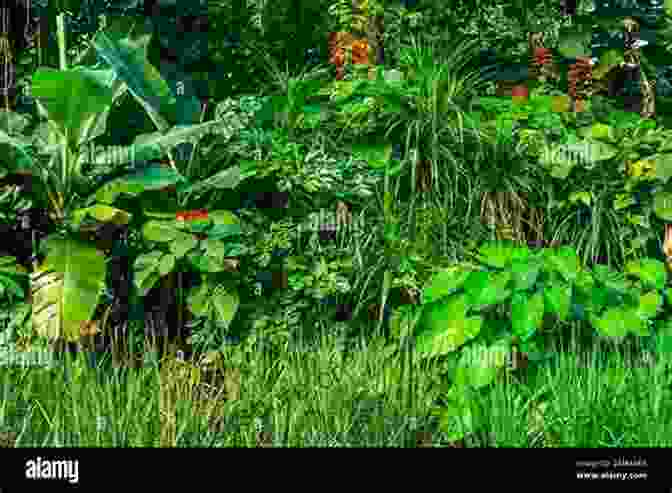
[1,0,671,450]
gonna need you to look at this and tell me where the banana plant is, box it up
[0,16,235,344]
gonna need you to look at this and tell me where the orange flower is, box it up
[351,39,370,64]
[352,40,368,54]
[330,50,345,67]
[328,33,372,78]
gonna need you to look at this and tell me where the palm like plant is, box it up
[468,124,544,245]
[373,32,491,242]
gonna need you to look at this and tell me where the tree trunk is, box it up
[622,16,656,119]
[37,2,59,68]
[367,7,384,78]
[416,158,431,193]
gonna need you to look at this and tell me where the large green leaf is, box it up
[543,246,582,283]
[654,317,672,354]
[177,166,244,195]
[33,237,106,342]
[92,31,175,131]
[209,285,239,330]
[585,284,610,314]
[70,204,132,229]
[653,190,672,221]
[94,165,187,203]
[158,253,176,277]
[185,239,233,273]
[29,120,63,154]
[422,265,473,304]
[635,291,662,323]
[75,70,128,147]
[186,282,209,317]
[463,270,488,306]
[577,122,617,142]
[465,270,512,309]
[510,257,542,292]
[31,267,63,340]
[543,282,572,322]
[133,251,163,296]
[652,154,672,183]
[624,258,667,291]
[539,139,618,177]
[415,295,483,357]
[511,291,545,341]
[169,232,199,258]
[590,307,645,338]
[208,210,239,226]
[203,239,228,272]
[82,142,163,168]
[141,220,180,242]
[31,67,116,149]
[206,210,241,241]
[568,140,618,163]
[591,264,633,294]
[474,240,517,269]
[131,120,221,158]
[453,340,510,389]
[186,281,239,331]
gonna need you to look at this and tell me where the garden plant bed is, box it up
[0,0,671,451]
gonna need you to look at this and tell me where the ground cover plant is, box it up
[1,0,672,449]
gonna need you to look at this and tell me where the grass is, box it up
[2,0,672,446]
[1,318,671,447]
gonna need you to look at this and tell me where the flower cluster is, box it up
[568,56,593,111]
[530,47,559,83]
[533,48,552,67]
[176,209,208,222]
[328,32,370,80]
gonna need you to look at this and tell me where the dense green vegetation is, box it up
[0,0,671,449]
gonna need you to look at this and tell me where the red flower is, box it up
[190,209,209,220]
[511,84,529,104]
[176,209,209,221]
[533,47,552,66]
